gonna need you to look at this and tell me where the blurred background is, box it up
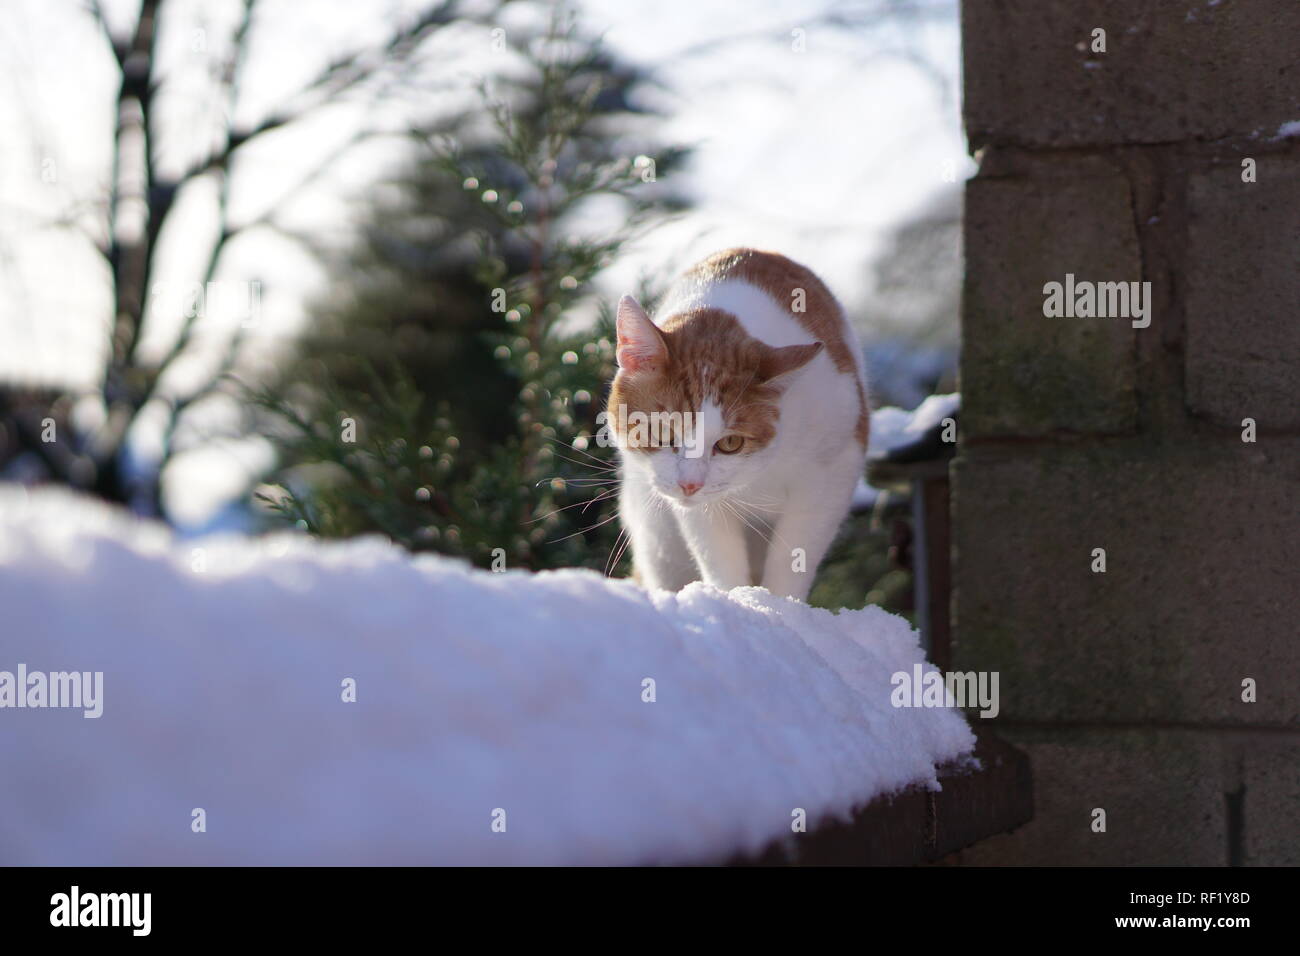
[0,0,965,613]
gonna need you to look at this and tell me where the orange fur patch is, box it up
[686,248,869,445]
[609,309,792,453]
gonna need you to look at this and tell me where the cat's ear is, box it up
[758,341,823,384]
[615,295,667,374]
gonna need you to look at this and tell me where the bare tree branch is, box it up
[128,0,260,373]
[136,0,264,411]
[105,0,162,380]
[27,0,479,517]
[167,0,461,195]
[139,0,459,397]
[138,1,458,407]
[83,0,127,67]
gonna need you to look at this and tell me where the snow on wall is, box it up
[868,392,960,461]
[0,486,974,865]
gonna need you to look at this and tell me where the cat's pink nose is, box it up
[678,480,702,497]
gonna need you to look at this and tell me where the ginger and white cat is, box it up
[608,248,868,602]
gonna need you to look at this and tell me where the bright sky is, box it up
[0,0,966,528]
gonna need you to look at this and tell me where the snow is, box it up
[850,477,880,511]
[868,392,960,460]
[852,394,960,509]
[1274,120,1300,140]
[0,486,974,865]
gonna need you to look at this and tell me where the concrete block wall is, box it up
[953,0,1300,865]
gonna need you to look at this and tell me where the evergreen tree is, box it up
[253,8,687,573]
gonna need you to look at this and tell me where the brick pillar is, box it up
[953,1,1300,864]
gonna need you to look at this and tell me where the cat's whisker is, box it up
[721,400,770,417]
[541,447,619,474]
[533,477,620,488]
[582,485,618,515]
[722,369,758,416]
[726,493,789,548]
[606,524,634,577]
[723,498,773,548]
[527,487,617,524]
[733,494,779,515]
[731,483,782,509]
[603,526,624,576]
[730,500,775,531]
[614,531,633,575]
[543,436,619,472]
[547,509,621,545]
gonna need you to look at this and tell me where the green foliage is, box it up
[254,7,686,572]
[809,509,914,619]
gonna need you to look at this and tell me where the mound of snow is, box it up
[868,393,960,461]
[0,486,973,865]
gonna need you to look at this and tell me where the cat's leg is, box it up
[675,503,752,592]
[619,467,698,591]
[759,448,864,602]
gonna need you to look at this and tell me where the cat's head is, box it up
[606,294,821,507]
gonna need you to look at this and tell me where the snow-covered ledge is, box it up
[0,487,974,865]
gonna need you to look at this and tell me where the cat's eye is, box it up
[714,434,745,455]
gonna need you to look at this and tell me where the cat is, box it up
[607,248,868,602]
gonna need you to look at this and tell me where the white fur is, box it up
[618,275,867,602]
